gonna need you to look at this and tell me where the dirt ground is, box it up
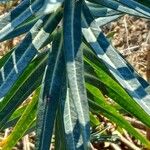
[103,15,150,81]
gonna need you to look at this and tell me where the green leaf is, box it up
[55,98,67,150]
[63,87,87,149]
[87,0,150,18]
[63,0,90,149]
[86,83,150,147]
[56,68,89,149]
[83,45,150,128]
[0,0,44,41]
[135,0,150,8]
[0,8,62,99]
[0,88,40,150]
[82,4,150,115]
[95,14,122,27]
[0,49,13,68]
[0,18,44,100]
[0,51,48,129]
[117,0,150,17]
[0,0,31,30]
[36,31,65,150]
[89,112,100,127]
[88,4,122,17]
[0,15,42,42]
[2,103,28,130]
[87,2,123,26]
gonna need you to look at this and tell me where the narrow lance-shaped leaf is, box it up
[117,50,150,94]
[0,51,48,129]
[83,49,150,128]
[0,11,62,127]
[117,0,150,17]
[0,8,62,100]
[83,42,150,96]
[87,0,150,18]
[87,1,150,86]
[86,1,123,26]
[36,0,63,16]
[88,4,122,17]
[0,19,43,100]
[0,0,63,39]
[55,74,67,150]
[36,32,65,150]
[65,87,86,149]
[56,68,90,149]
[84,30,150,93]
[0,49,13,69]
[0,18,43,101]
[135,0,150,8]
[2,103,29,130]
[89,112,100,127]
[0,88,40,150]
[64,0,90,149]
[82,4,150,115]
[86,83,150,147]
[0,14,42,42]
[0,0,31,30]
[55,102,67,150]
[95,14,122,27]
[0,0,44,41]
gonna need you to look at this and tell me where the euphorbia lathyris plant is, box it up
[0,0,150,149]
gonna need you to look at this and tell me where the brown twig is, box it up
[23,135,30,150]
[113,131,141,150]
[110,143,121,150]
[122,129,133,143]
[125,116,146,131]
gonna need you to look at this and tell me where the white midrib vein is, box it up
[67,0,87,142]
[65,88,76,149]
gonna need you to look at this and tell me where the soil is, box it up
[103,15,150,80]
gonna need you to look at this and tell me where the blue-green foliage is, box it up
[0,0,150,149]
